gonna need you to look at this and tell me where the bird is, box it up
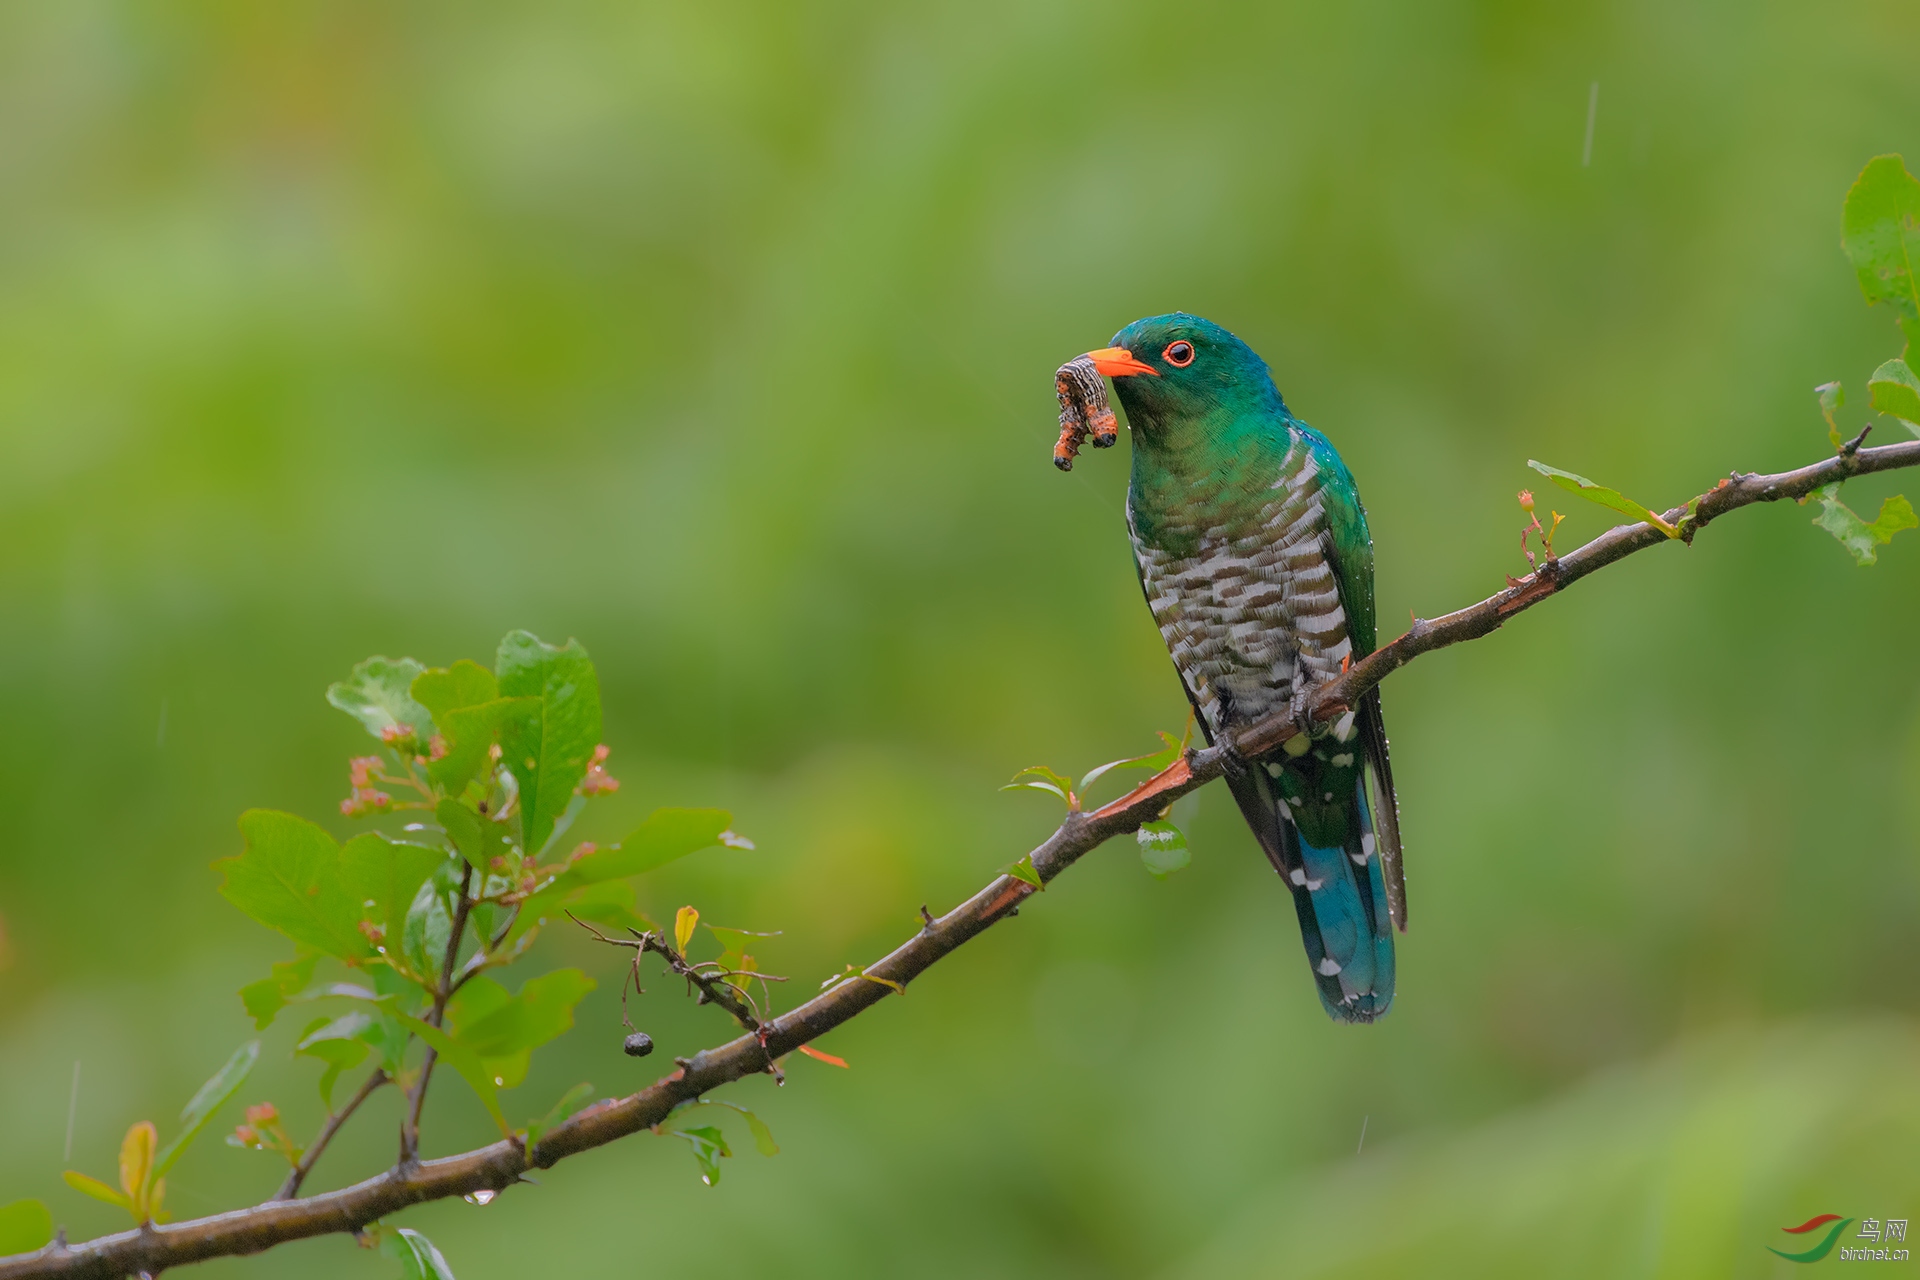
[1077,313,1405,1022]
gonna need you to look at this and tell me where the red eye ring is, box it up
[1163,340,1195,367]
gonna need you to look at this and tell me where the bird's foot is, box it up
[1218,738,1253,783]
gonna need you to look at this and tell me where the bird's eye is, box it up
[1163,341,1195,367]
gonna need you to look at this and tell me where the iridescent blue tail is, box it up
[1223,690,1404,1023]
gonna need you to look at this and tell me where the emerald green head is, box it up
[1087,313,1289,440]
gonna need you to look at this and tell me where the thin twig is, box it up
[7,437,1918,1280]
[399,864,474,1164]
[568,917,768,1033]
[273,1070,390,1200]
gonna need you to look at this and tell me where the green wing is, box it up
[1300,427,1405,929]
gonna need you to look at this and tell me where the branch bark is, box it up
[7,437,1917,1279]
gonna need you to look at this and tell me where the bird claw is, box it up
[1218,740,1253,783]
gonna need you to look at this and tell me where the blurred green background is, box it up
[2,2,1918,1276]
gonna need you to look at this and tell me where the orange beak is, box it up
[1085,346,1159,378]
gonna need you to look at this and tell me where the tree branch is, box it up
[7,437,1917,1279]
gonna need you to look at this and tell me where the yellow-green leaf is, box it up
[61,1172,130,1212]
[1816,380,1846,449]
[119,1120,157,1218]
[674,905,699,954]
[1868,358,1920,436]
[1527,461,1678,537]
[1811,484,1919,565]
[0,1198,53,1256]
[1006,855,1044,891]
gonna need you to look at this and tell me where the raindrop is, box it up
[403,823,427,832]
[464,1190,496,1206]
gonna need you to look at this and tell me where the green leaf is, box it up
[560,879,652,933]
[295,1014,376,1109]
[1842,153,1920,355]
[238,953,320,1031]
[340,833,448,944]
[326,656,435,745]
[1006,854,1045,891]
[61,1171,130,1211]
[1526,461,1678,537]
[1810,484,1919,565]
[671,1125,731,1186]
[411,660,499,729]
[154,1040,259,1179]
[390,1011,507,1133]
[523,1082,594,1153]
[400,870,458,981]
[0,1199,53,1256]
[1816,381,1846,450]
[453,969,595,1061]
[380,1226,458,1280]
[434,799,497,876]
[439,971,592,1093]
[445,975,513,1029]
[216,811,373,962]
[705,923,779,953]
[495,631,603,857]
[1002,765,1075,806]
[1137,820,1191,878]
[1078,731,1186,797]
[1868,358,1920,436]
[708,1100,780,1156]
[566,808,735,883]
[430,697,536,797]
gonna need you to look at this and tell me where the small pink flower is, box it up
[580,746,620,796]
[245,1102,278,1126]
[428,734,448,762]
